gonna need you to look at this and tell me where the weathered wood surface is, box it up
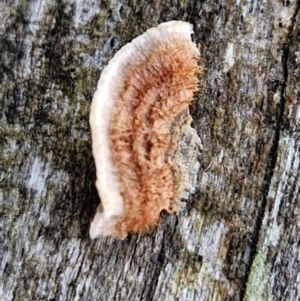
[0,0,299,300]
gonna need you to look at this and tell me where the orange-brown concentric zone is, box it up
[109,36,199,237]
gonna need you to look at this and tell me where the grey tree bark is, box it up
[1,0,299,300]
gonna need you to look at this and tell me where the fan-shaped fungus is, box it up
[90,21,201,239]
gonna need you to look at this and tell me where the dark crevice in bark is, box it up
[240,69,285,301]
[240,7,298,300]
[270,3,300,299]
[146,233,166,301]
[146,216,179,301]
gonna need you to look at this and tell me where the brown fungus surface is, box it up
[90,21,200,239]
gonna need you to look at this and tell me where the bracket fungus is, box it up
[90,21,201,239]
